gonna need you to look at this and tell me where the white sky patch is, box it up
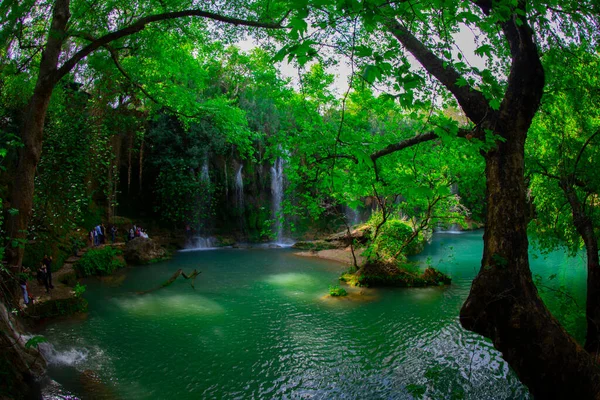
[237,24,486,98]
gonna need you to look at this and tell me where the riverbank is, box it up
[294,247,366,266]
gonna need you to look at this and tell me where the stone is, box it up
[123,237,167,265]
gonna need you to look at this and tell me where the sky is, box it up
[237,24,487,98]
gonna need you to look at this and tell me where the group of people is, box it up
[128,225,149,241]
[89,224,118,247]
[88,223,151,246]
[18,254,54,306]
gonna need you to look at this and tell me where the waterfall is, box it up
[182,236,219,251]
[224,162,229,197]
[196,154,212,234]
[235,165,244,209]
[344,206,361,227]
[271,157,285,242]
[200,158,210,182]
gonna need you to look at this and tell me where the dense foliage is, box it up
[74,247,125,277]
[1,0,600,398]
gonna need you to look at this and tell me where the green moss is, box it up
[341,263,451,288]
[340,273,362,287]
[28,296,88,318]
[293,240,338,251]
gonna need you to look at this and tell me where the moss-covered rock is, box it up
[27,296,88,318]
[123,237,167,265]
[341,261,451,288]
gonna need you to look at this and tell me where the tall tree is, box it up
[528,47,600,354]
[278,0,600,396]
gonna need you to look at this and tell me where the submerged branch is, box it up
[137,269,201,295]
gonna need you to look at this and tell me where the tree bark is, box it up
[560,180,600,356]
[460,125,600,398]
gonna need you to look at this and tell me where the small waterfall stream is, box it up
[183,236,219,250]
[200,158,210,182]
[235,165,244,210]
[344,206,361,227]
[270,157,285,242]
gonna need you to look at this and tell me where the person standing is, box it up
[19,269,31,306]
[111,225,117,243]
[95,225,102,246]
[37,263,49,293]
[101,223,107,244]
[43,255,54,289]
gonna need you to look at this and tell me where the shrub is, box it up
[75,247,124,277]
[329,285,348,297]
[363,216,426,263]
[73,282,86,298]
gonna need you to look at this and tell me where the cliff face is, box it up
[0,302,46,399]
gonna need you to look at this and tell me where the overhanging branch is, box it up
[371,128,472,162]
[57,8,287,81]
[384,19,491,125]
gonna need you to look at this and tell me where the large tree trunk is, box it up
[5,0,70,269]
[460,130,600,398]
[560,181,600,355]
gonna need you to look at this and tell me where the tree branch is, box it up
[384,19,491,124]
[496,2,545,128]
[573,128,600,174]
[371,128,472,162]
[103,44,201,119]
[56,8,286,81]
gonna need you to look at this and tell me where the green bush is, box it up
[73,282,86,297]
[74,247,125,277]
[363,216,425,263]
[329,285,348,297]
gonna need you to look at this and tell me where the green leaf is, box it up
[354,45,373,58]
[456,77,468,87]
[25,336,48,349]
[362,65,380,84]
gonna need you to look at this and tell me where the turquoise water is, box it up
[40,231,587,399]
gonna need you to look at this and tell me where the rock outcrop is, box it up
[124,237,167,265]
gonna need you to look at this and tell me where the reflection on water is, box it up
[114,294,225,317]
[264,272,321,288]
[37,231,587,399]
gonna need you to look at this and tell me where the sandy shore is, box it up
[294,247,365,266]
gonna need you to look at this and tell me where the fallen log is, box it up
[137,269,201,295]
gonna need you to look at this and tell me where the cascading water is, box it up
[344,206,361,227]
[200,158,210,182]
[235,165,244,210]
[194,155,212,236]
[270,157,285,243]
[182,236,219,251]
